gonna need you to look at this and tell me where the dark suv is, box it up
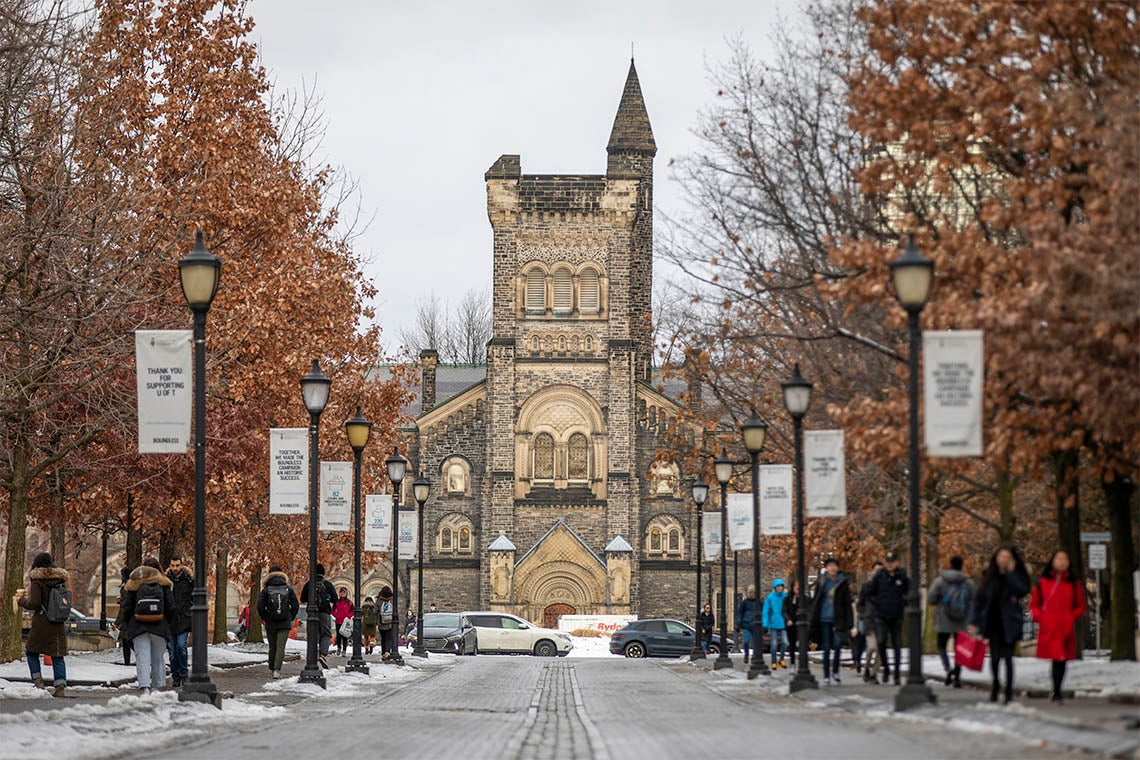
[610,619,734,658]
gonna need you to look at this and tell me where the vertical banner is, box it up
[135,330,192,453]
[924,330,984,457]
[319,462,353,531]
[269,428,309,514]
[804,430,846,518]
[727,494,754,551]
[398,510,417,559]
[760,465,793,535]
[702,511,722,560]
[364,494,392,552]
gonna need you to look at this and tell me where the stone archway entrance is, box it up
[544,603,575,630]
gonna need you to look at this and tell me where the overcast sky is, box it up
[249,0,801,349]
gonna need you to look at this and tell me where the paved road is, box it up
[168,657,1073,760]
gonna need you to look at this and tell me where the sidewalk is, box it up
[685,652,1140,758]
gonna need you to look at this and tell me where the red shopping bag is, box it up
[955,631,987,671]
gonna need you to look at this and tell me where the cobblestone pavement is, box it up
[171,656,1083,760]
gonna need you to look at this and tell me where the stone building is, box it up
[403,62,700,629]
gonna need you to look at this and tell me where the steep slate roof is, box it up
[516,519,606,569]
[371,365,488,418]
[607,59,656,155]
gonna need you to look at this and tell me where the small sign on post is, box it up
[1080,531,1111,543]
[1088,544,1107,570]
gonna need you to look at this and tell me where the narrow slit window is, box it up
[441,527,453,551]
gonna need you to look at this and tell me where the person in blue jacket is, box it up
[762,579,789,668]
[735,585,759,664]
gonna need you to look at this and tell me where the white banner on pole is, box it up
[364,494,392,552]
[319,462,352,531]
[805,430,846,518]
[760,464,793,535]
[727,494,754,551]
[135,330,192,453]
[924,330,984,457]
[398,510,417,559]
[269,428,308,514]
[702,511,722,560]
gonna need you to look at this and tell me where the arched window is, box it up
[568,433,588,481]
[441,527,453,550]
[646,516,685,558]
[525,268,545,315]
[579,268,600,313]
[558,335,567,352]
[668,529,681,554]
[530,335,540,352]
[585,336,595,351]
[650,529,662,552]
[534,433,555,481]
[552,267,573,316]
[447,463,466,494]
[438,514,474,555]
[459,528,471,551]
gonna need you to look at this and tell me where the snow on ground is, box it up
[566,635,614,658]
[0,659,135,687]
[922,654,1140,697]
[246,661,423,700]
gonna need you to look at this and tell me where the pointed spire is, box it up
[607,58,656,156]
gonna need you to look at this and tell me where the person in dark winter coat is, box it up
[300,562,337,667]
[810,558,853,685]
[969,546,1030,704]
[865,551,909,685]
[377,586,396,660]
[121,557,176,694]
[927,556,978,687]
[362,597,378,654]
[16,553,69,697]
[113,566,133,665]
[165,555,194,688]
[856,562,883,684]
[734,586,759,664]
[1030,550,1086,702]
[256,566,299,678]
[698,604,714,652]
[783,580,800,667]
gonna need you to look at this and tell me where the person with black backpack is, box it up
[257,565,299,678]
[300,562,337,668]
[121,556,176,695]
[377,586,395,661]
[927,555,977,688]
[15,553,70,697]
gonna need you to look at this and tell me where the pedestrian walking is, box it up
[927,555,977,688]
[810,558,853,685]
[857,562,883,684]
[698,603,714,652]
[377,586,396,661]
[300,562,337,668]
[1030,550,1086,703]
[14,553,70,697]
[866,551,908,685]
[763,580,789,668]
[402,608,416,646]
[735,585,759,664]
[237,604,250,642]
[256,565,299,679]
[969,546,1030,704]
[121,557,176,695]
[165,555,193,688]
[114,566,133,666]
[783,580,800,667]
[332,586,354,657]
[362,596,378,654]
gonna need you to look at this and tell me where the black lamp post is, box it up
[299,359,330,688]
[411,472,431,658]
[386,447,408,665]
[345,406,372,674]
[890,234,936,711]
[177,230,221,707]
[713,450,734,671]
[783,365,819,693]
[741,412,770,679]
[689,478,709,660]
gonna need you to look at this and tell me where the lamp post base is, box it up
[713,653,734,670]
[345,659,370,674]
[689,646,705,661]
[412,646,429,659]
[747,659,770,680]
[179,679,220,708]
[894,681,936,711]
[789,670,819,693]
[299,666,327,689]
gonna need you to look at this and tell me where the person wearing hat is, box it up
[735,585,759,664]
[865,551,909,686]
[762,579,789,668]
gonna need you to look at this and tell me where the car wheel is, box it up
[707,643,720,655]
[467,642,478,656]
[624,641,646,659]
[534,640,557,658]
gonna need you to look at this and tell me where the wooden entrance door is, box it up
[544,603,575,630]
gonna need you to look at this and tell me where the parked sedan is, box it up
[407,613,479,655]
[610,619,734,658]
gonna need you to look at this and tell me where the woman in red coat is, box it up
[1030,550,1086,702]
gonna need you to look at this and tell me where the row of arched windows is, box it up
[521,263,605,317]
[527,333,597,354]
[533,432,590,482]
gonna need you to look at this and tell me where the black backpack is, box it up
[264,585,292,622]
[44,585,72,624]
[942,582,971,622]
[135,583,165,623]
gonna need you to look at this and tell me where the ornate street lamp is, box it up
[345,406,372,674]
[411,472,431,658]
[890,234,935,710]
[386,447,408,665]
[783,364,818,693]
[689,478,709,660]
[713,450,734,671]
[178,230,221,707]
[299,359,330,688]
[741,411,769,679]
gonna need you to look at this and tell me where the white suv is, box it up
[462,611,573,657]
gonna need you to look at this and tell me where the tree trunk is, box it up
[246,566,264,644]
[125,494,142,570]
[1105,476,1137,661]
[50,523,65,568]
[1054,449,1085,658]
[1,487,30,661]
[212,549,228,644]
